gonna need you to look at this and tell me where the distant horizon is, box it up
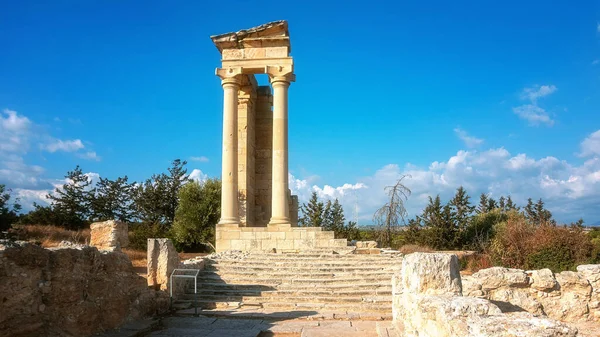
[1,1,599,225]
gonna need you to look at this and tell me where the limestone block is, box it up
[220,230,241,240]
[261,240,277,251]
[275,239,294,250]
[243,48,266,59]
[216,239,231,251]
[400,253,462,296]
[316,231,334,239]
[222,49,243,60]
[530,268,558,291]
[355,241,378,248]
[576,265,600,293]
[90,220,129,250]
[461,275,484,297]
[471,267,529,291]
[488,287,544,314]
[265,47,288,57]
[147,238,179,291]
[285,231,302,240]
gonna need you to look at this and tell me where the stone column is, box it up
[268,72,295,225]
[216,67,242,226]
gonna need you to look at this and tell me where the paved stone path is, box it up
[147,316,401,337]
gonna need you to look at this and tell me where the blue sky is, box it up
[1,1,599,224]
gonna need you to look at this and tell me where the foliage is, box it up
[299,192,324,227]
[323,199,346,236]
[90,176,135,222]
[132,159,188,230]
[171,178,221,251]
[462,209,508,251]
[128,222,169,251]
[373,175,411,248]
[0,184,21,231]
[490,213,596,272]
[46,165,92,229]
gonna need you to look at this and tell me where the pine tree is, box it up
[487,197,497,211]
[300,192,324,227]
[322,199,333,230]
[47,165,93,229]
[449,186,475,247]
[524,198,536,223]
[476,193,489,214]
[330,199,346,235]
[506,195,518,211]
[534,198,553,224]
[90,176,134,222]
[498,196,506,211]
[0,184,21,231]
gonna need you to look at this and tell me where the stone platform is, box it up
[215,224,347,252]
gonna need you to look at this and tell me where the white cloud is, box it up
[521,85,557,103]
[0,109,31,153]
[190,156,210,163]
[513,104,554,126]
[580,130,600,157]
[291,131,600,224]
[42,139,84,153]
[189,169,208,183]
[78,151,101,161]
[513,85,557,127]
[454,128,484,148]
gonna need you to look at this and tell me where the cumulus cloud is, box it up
[580,130,600,157]
[42,139,84,153]
[513,85,557,127]
[189,169,208,183]
[0,109,31,153]
[291,130,600,224]
[190,156,210,163]
[454,128,484,148]
[78,151,101,161]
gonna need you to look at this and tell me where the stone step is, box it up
[190,281,392,291]
[205,265,400,273]
[175,307,393,321]
[175,299,392,312]
[184,288,393,297]
[194,279,393,289]
[178,294,391,304]
[196,271,396,281]
[207,258,400,265]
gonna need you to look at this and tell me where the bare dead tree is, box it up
[373,175,412,248]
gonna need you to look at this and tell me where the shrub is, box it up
[128,222,169,251]
[490,213,595,272]
[171,178,220,252]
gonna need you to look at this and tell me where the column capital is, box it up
[266,65,295,85]
[215,67,243,86]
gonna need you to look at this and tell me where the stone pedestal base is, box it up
[215,224,347,252]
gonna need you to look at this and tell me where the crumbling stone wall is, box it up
[393,253,577,337]
[462,265,600,322]
[0,241,169,337]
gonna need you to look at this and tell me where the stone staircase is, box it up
[176,252,402,320]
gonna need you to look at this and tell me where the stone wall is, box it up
[0,241,169,337]
[237,76,257,227]
[462,265,600,322]
[254,85,273,227]
[215,223,346,252]
[393,253,577,337]
[90,220,128,250]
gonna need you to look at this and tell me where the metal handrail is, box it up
[170,268,200,316]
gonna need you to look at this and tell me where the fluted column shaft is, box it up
[218,76,241,225]
[269,76,291,225]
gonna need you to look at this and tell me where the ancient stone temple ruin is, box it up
[212,21,345,252]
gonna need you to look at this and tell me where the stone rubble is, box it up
[462,264,600,322]
[0,241,168,337]
[393,252,578,337]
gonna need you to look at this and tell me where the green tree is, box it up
[90,176,134,222]
[449,186,475,245]
[342,220,360,241]
[534,198,553,224]
[299,192,324,227]
[505,195,519,211]
[47,165,92,229]
[476,193,489,214]
[373,175,411,248]
[322,199,333,230]
[498,196,506,211]
[524,198,536,222]
[487,197,497,211]
[171,179,221,251]
[132,159,188,229]
[328,199,346,236]
[0,184,21,231]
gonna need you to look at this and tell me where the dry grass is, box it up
[12,224,91,247]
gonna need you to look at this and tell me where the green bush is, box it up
[526,245,574,272]
[171,178,220,252]
[128,222,169,251]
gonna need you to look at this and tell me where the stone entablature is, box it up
[215,224,346,253]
